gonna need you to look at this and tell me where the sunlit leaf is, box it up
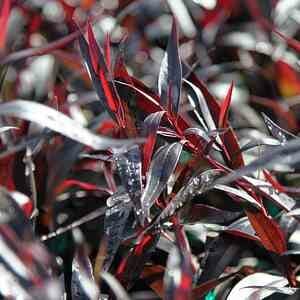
[71,247,99,299]
[262,113,297,145]
[103,193,132,270]
[115,145,143,221]
[141,142,183,222]
[0,100,140,150]
[227,272,290,300]
[158,20,182,114]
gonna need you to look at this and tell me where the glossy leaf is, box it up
[142,111,165,173]
[198,234,241,284]
[227,272,289,300]
[0,0,10,50]
[0,100,140,150]
[262,113,297,145]
[184,79,216,132]
[157,169,221,222]
[218,81,233,129]
[225,217,259,242]
[79,26,125,127]
[115,145,143,220]
[71,248,99,299]
[183,203,242,225]
[103,193,132,270]
[246,211,287,254]
[158,20,182,114]
[164,246,192,300]
[244,176,296,212]
[214,138,300,187]
[141,142,183,222]
[214,184,261,210]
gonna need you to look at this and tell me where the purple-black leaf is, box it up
[78,32,116,120]
[141,142,183,222]
[71,247,99,300]
[158,20,182,114]
[262,113,297,145]
[213,138,300,187]
[115,145,143,222]
[244,176,296,211]
[103,193,132,270]
[157,169,221,223]
[183,204,242,225]
[197,234,240,285]
[214,184,261,210]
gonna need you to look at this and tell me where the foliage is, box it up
[0,0,300,299]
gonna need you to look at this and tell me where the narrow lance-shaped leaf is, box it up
[103,193,132,271]
[214,184,261,210]
[158,20,182,114]
[116,234,158,288]
[104,33,112,71]
[183,203,242,225]
[246,210,287,254]
[157,169,221,223]
[184,72,244,168]
[225,217,259,242]
[86,24,125,128]
[142,111,165,173]
[71,247,99,299]
[213,138,300,187]
[227,272,290,300]
[78,31,114,119]
[197,234,241,285]
[0,0,10,50]
[218,81,233,129]
[100,272,131,300]
[141,142,183,222]
[184,127,227,152]
[164,246,192,300]
[184,79,217,132]
[115,146,143,222]
[262,113,297,145]
[244,176,296,212]
[0,100,140,150]
[78,25,125,128]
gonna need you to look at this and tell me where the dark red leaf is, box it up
[246,210,287,254]
[218,81,233,129]
[0,0,10,50]
[186,71,244,168]
[86,24,125,128]
[116,234,158,289]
